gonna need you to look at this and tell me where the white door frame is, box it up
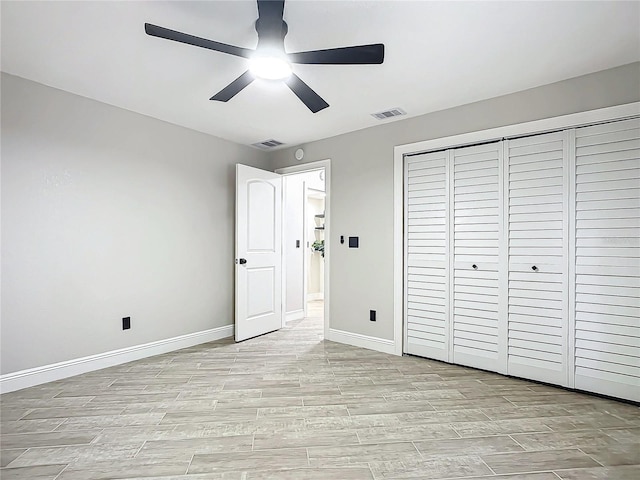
[276,159,331,339]
[393,102,640,357]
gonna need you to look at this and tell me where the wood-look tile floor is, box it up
[1,301,638,479]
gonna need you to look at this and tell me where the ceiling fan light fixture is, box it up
[248,54,292,80]
[145,0,385,111]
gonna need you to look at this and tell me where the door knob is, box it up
[237,258,247,265]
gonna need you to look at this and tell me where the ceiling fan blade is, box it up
[145,23,253,59]
[289,44,385,65]
[210,71,255,102]
[285,74,329,113]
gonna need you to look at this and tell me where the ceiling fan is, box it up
[145,0,384,113]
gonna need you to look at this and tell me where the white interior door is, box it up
[573,117,640,402]
[404,150,450,361]
[506,131,569,386]
[235,164,282,342]
[452,142,505,373]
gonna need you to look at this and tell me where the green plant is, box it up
[311,240,324,257]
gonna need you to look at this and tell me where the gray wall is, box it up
[2,62,638,374]
[269,62,640,342]
[1,73,266,374]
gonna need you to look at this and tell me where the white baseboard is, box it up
[327,328,397,355]
[285,309,305,323]
[0,324,234,394]
[307,293,324,301]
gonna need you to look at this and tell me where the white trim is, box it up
[307,292,324,301]
[276,159,331,340]
[395,102,640,158]
[393,101,640,361]
[279,173,290,328]
[0,325,233,394]
[393,147,404,356]
[285,309,305,323]
[327,328,396,355]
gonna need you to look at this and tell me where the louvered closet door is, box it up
[404,150,450,361]
[452,142,504,372]
[506,131,569,386]
[574,118,640,402]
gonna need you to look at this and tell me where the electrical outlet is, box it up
[122,317,131,330]
[370,310,376,322]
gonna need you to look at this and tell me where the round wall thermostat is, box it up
[294,148,304,161]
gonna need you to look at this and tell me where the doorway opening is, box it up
[276,160,330,340]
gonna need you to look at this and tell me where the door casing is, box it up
[276,159,331,339]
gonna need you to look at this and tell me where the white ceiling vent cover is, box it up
[252,139,285,149]
[371,107,407,120]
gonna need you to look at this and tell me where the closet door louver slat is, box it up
[574,117,640,402]
[405,151,450,361]
[506,131,569,386]
[452,143,503,372]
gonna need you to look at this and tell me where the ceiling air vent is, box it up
[371,107,407,120]
[252,139,284,149]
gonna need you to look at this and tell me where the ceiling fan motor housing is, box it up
[255,19,288,50]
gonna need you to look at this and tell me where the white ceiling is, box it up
[2,1,639,149]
